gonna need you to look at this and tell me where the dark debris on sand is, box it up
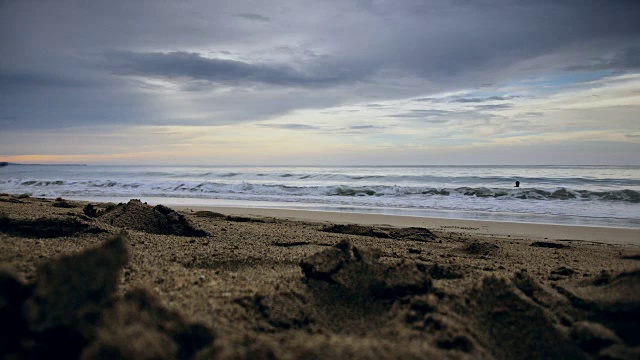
[323,224,436,242]
[193,211,265,223]
[97,200,208,237]
[531,241,570,249]
[0,215,105,238]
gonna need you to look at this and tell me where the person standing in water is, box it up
[515,181,520,187]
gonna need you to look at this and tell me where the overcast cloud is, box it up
[1,0,639,164]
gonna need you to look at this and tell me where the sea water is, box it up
[1,165,639,228]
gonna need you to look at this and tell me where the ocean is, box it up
[1,164,639,228]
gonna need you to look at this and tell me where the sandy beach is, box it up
[1,194,639,359]
[174,205,640,245]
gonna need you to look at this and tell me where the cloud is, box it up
[475,104,513,110]
[387,110,452,119]
[257,123,321,130]
[563,46,640,72]
[0,71,90,88]
[234,13,271,22]
[412,98,435,102]
[413,95,520,103]
[105,51,366,88]
[1,0,639,164]
[386,110,453,120]
[350,125,384,130]
[450,96,516,103]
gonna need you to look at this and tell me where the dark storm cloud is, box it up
[106,51,365,87]
[234,13,270,22]
[346,0,640,91]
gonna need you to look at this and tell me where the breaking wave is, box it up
[2,179,639,203]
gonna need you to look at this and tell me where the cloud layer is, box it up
[1,0,639,164]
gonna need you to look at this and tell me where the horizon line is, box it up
[3,163,639,167]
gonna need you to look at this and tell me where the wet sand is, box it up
[1,194,639,359]
[173,205,640,245]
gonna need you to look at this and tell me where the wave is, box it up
[168,173,640,186]
[54,169,638,187]
[3,179,639,203]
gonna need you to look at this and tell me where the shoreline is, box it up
[57,194,640,230]
[174,205,640,246]
[6,193,640,245]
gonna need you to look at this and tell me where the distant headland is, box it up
[0,162,87,167]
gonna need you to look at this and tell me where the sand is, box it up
[173,205,640,245]
[1,194,639,359]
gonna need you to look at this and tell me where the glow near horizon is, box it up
[2,72,639,165]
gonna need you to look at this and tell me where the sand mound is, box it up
[300,240,432,299]
[0,269,31,357]
[0,215,104,238]
[387,227,437,241]
[463,241,499,255]
[237,290,312,332]
[570,321,622,354]
[86,288,214,360]
[428,263,465,279]
[82,204,99,218]
[472,276,585,359]
[52,197,76,208]
[0,235,214,359]
[98,200,208,237]
[512,271,568,308]
[555,269,640,347]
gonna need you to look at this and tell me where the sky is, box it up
[1,0,640,165]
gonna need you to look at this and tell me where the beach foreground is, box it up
[1,194,639,359]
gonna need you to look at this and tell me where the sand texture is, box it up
[1,194,639,359]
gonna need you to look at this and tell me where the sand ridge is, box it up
[1,194,639,359]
